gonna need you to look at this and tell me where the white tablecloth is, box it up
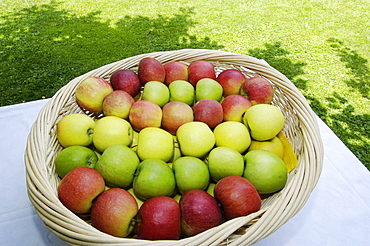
[0,99,369,246]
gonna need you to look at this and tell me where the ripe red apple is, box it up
[164,61,189,85]
[162,101,194,135]
[136,196,181,240]
[214,176,261,220]
[102,90,135,119]
[129,100,162,131]
[188,60,216,87]
[109,69,141,98]
[57,166,105,214]
[180,189,222,237]
[193,99,223,129]
[91,188,138,238]
[221,94,252,122]
[217,69,246,96]
[138,57,165,85]
[241,77,274,105]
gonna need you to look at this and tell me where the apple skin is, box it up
[109,69,141,97]
[179,189,222,237]
[188,60,216,87]
[136,196,181,240]
[138,57,166,85]
[241,77,274,105]
[57,166,105,214]
[221,94,253,122]
[129,100,162,131]
[162,101,194,135]
[193,99,223,129]
[217,69,246,96]
[102,90,135,119]
[75,76,113,113]
[214,176,261,220]
[91,188,138,238]
[164,61,189,86]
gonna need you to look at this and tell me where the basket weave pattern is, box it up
[25,49,323,245]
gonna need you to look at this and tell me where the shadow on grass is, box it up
[0,1,223,106]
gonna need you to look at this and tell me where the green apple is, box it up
[206,183,216,197]
[142,81,170,107]
[248,136,284,159]
[127,188,145,208]
[56,113,95,147]
[168,80,195,106]
[94,144,140,188]
[213,121,251,153]
[195,78,223,102]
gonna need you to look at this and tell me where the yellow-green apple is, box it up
[57,166,105,214]
[109,69,141,97]
[241,76,274,105]
[168,80,195,106]
[214,176,261,220]
[206,183,216,196]
[188,60,216,87]
[216,69,246,96]
[179,189,222,236]
[136,127,174,162]
[162,101,194,135]
[129,100,162,131]
[138,57,165,85]
[136,196,181,240]
[91,188,138,237]
[195,78,223,102]
[248,136,284,159]
[133,159,176,200]
[56,113,95,147]
[141,81,170,107]
[127,188,145,208]
[164,61,188,86]
[55,146,98,178]
[221,94,252,122]
[244,149,287,194]
[75,76,113,113]
[94,144,140,188]
[93,116,133,153]
[102,90,135,119]
[213,121,251,153]
[193,99,223,129]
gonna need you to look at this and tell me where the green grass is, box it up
[1,0,369,169]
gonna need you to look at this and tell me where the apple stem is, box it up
[131,218,141,223]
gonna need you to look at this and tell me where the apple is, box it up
[102,90,135,119]
[217,69,246,96]
[129,100,162,131]
[138,57,165,85]
[141,81,170,107]
[75,76,113,113]
[241,76,274,105]
[195,78,223,102]
[221,94,252,122]
[213,121,251,153]
[136,196,181,240]
[127,188,145,209]
[193,99,223,129]
[180,189,222,236]
[248,136,284,159]
[164,61,189,85]
[57,166,105,214]
[188,60,216,87]
[91,188,138,237]
[162,101,194,135]
[168,80,195,106]
[109,69,141,97]
[214,176,261,220]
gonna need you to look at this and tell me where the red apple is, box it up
[164,61,189,85]
[109,69,141,98]
[136,196,181,240]
[162,101,194,135]
[217,69,246,96]
[138,57,165,85]
[57,166,105,214]
[180,189,222,237]
[214,176,261,220]
[221,94,252,122]
[188,60,216,87]
[91,188,138,238]
[129,100,162,131]
[102,90,135,119]
[193,99,223,129]
[241,77,274,105]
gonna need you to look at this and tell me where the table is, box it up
[0,99,369,246]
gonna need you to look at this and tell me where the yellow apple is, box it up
[248,136,284,159]
[213,121,251,153]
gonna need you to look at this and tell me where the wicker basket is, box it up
[25,49,323,245]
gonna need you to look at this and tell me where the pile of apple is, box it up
[55,57,290,240]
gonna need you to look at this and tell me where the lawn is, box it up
[1,0,369,169]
